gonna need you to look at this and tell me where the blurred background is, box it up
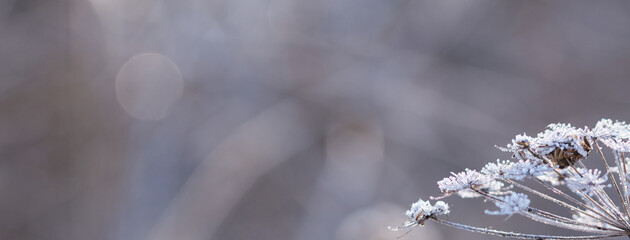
[2,0,630,239]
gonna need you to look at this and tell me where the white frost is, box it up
[437,169,493,194]
[485,192,530,216]
[389,198,450,231]
[566,168,609,196]
[482,159,552,180]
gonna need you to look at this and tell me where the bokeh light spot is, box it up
[116,53,183,121]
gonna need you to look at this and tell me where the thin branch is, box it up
[470,188,621,233]
[521,209,624,234]
[590,185,629,227]
[621,152,630,210]
[507,179,623,229]
[594,140,630,224]
[431,217,623,240]
[534,178,620,225]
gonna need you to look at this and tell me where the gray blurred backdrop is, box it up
[2,0,630,240]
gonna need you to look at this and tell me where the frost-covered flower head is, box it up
[456,180,508,198]
[591,119,630,152]
[500,123,593,169]
[405,198,450,222]
[389,198,449,231]
[437,169,493,195]
[484,192,530,216]
[391,119,630,239]
[504,134,537,160]
[566,168,609,196]
[481,159,552,180]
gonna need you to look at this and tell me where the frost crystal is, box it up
[405,198,450,220]
[591,119,630,152]
[500,134,537,160]
[389,198,450,231]
[457,180,508,198]
[540,123,590,156]
[437,169,493,194]
[566,168,609,196]
[485,192,530,216]
[482,159,552,180]
[481,159,514,176]
[501,123,593,169]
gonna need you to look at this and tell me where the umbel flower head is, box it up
[388,199,449,231]
[390,119,630,239]
[484,192,530,216]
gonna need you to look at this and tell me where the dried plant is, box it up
[390,119,630,239]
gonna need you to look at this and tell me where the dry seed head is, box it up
[393,119,630,239]
[543,135,592,169]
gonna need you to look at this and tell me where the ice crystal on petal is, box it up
[484,192,530,216]
[437,169,493,195]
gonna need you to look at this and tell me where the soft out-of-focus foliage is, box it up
[2,1,630,240]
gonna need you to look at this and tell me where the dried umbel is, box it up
[503,124,593,169]
[546,136,592,169]
[390,119,630,239]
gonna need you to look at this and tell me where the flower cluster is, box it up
[437,169,493,194]
[484,192,530,216]
[592,119,630,152]
[499,123,592,169]
[388,198,449,231]
[566,168,609,196]
[481,159,552,180]
[405,198,450,220]
[390,119,630,239]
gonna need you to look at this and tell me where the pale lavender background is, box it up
[1,1,630,240]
